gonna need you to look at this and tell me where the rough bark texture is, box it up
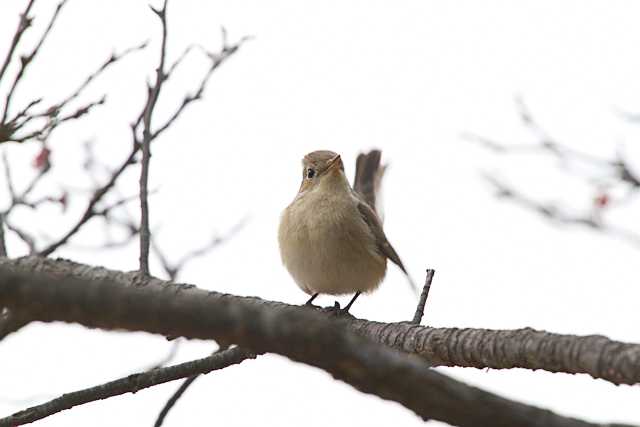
[0,256,636,427]
[1,256,638,386]
[348,321,640,385]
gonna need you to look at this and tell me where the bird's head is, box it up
[297,150,348,195]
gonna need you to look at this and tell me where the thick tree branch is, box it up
[1,257,639,386]
[0,308,30,341]
[0,256,636,427]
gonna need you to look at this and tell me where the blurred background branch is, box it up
[465,96,640,249]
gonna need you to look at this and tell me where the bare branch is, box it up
[138,0,169,276]
[0,346,255,426]
[37,146,138,256]
[153,345,232,427]
[0,257,633,427]
[0,0,36,83]
[3,256,637,386]
[4,221,36,254]
[483,174,640,249]
[465,98,640,189]
[146,341,181,371]
[411,269,435,324]
[2,1,68,125]
[1,151,17,202]
[150,35,252,140]
[0,215,6,257]
[2,40,147,145]
[153,374,200,427]
[467,97,640,251]
[32,41,148,121]
[151,217,247,281]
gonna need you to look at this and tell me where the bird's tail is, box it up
[354,150,418,296]
[354,150,386,217]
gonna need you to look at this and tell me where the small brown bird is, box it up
[278,150,415,312]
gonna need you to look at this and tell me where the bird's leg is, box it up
[305,293,320,306]
[341,291,361,314]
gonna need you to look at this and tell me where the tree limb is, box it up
[0,256,636,427]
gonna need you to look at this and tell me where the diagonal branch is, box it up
[1,256,639,387]
[483,175,640,249]
[2,1,68,124]
[0,0,36,84]
[465,96,640,251]
[35,10,245,258]
[0,346,255,426]
[0,257,638,427]
[0,258,633,427]
[153,346,233,427]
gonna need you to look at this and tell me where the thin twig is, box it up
[466,96,640,252]
[154,346,231,427]
[4,41,146,144]
[411,269,435,325]
[145,340,181,371]
[138,0,169,275]
[30,41,148,120]
[150,35,252,140]
[0,214,6,257]
[484,175,640,250]
[151,217,247,280]
[0,347,255,426]
[154,375,199,427]
[0,0,35,84]
[2,151,17,201]
[38,146,138,256]
[2,1,68,124]
[5,220,36,254]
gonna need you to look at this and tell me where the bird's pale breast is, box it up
[278,188,387,295]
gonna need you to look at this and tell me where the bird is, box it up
[278,149,415,312]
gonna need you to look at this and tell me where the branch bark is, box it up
[0,256,636,427]
[1,256,638,386]
[0,346,254,426]
[138,0,169,276]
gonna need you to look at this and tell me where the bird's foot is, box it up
[319,301,354,317]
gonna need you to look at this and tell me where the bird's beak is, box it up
[327,154,342,172]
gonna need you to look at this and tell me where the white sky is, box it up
[1,1,640,426]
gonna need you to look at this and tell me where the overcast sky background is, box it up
[1,1,640,426]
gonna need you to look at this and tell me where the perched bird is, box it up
[278,150,415,312]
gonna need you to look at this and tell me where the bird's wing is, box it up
[356,199,417,293]
[353,150,383,211]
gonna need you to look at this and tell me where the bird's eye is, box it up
[306,168,316,179]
